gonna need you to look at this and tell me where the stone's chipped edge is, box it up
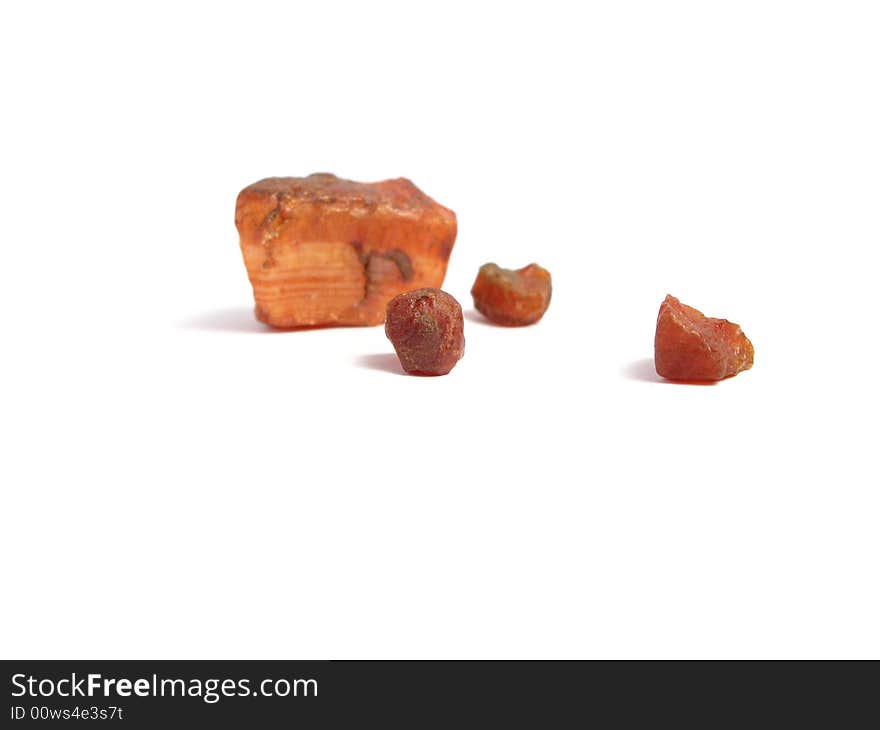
[259,191,290,247]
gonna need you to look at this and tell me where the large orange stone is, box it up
[235,174,457,327]
[654,295,754,381]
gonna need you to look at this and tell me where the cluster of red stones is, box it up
[234,174,755,381]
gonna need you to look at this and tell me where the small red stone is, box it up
[471,263,552,326]
[385,288,465,376]
[654,295,754,381]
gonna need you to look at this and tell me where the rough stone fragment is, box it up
[654,294,754,381]
[385,288,465,376]
[235,174,457,328]
[471,263,552,326]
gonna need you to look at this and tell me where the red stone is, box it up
[385,289,464,376]
[654,295,754,381]
[470,263,552,326]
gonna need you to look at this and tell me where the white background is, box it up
[2,1,878,659]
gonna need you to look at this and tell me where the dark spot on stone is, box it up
[384,249,413,281]
[350,244,414,304]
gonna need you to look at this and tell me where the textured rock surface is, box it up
[654,294,754,381]
[385,288,464,376]
[235,174,457,327]
[471,263,552,325]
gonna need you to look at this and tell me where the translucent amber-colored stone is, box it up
[654,295,754,381]
[470,263,552,326]
[235,174,457,328]
[385,289,464,376]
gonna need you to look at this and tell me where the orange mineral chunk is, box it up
[235,174,457,328]
[470,263,552,325]
[654,295,754,381]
